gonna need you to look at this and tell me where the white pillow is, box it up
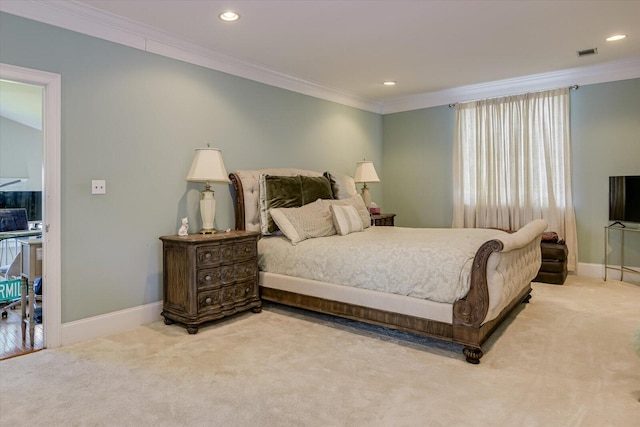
[330,205,364,235]
[269,199,336,245]
[323,194,371,229]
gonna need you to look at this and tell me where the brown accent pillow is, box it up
[300,176,334,205]
[259,174,334,235]
[259,175,303,235]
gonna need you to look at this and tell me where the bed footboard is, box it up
[452,218,545,363]
[453,239,503,328]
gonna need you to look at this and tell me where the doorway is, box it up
[0,79,44,357]
[0,63,61,355]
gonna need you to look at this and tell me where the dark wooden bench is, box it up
[534,240,568,285]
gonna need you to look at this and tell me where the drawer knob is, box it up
[205,275,211,282]
[205,297,212,304]
[205,253,211,259]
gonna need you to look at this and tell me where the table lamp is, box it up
[353,160,380,208]
[186,147,230,234]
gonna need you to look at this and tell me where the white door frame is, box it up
[1,63,61,349]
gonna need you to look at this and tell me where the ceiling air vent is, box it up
[577,48,598,57]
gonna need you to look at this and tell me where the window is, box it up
[452,88,577,270]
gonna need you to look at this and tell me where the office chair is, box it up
[0,249,42,320]
[0,208,42,320]
[1,251,23,318]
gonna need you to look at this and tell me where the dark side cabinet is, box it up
[159,231,261,334]
[371,213,395,226]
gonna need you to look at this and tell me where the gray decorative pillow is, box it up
[323,195,371,229]
[330,204,363,235]
[324,171,358,199]
[270,199,336,245]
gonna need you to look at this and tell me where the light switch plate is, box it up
[92,180,106,194]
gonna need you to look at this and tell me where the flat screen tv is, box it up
[609,176,640,225]
[0,191,43,222]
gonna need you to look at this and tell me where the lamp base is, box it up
[199,187,217,234]
[361,184,372,208]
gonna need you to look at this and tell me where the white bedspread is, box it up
[258,226,510,304]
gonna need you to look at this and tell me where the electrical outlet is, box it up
[92,180,106,194]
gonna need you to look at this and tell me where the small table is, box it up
[604,225,640,281]
[20,238,42,347]
[371,213,395,226]
[160,231,261,334]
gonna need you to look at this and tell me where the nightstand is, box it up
[159,230,261,334]
[371,213,395,226]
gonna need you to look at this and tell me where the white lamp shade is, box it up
[186,148,230,183]
[353,161,380,183]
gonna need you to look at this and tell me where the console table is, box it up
[604,225,640,281]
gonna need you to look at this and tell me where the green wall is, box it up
[0,13,382,322]
[383,79,640,268]
[570,79,640,267]
[1,11,638,324]
[382,106,454,228]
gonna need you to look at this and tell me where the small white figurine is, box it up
[178,217,189,236]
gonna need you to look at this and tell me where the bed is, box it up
[229,168,546,363]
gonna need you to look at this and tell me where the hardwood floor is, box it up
[0,302,44,360]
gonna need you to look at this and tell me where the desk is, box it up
[20,238,42,347]
[0,230,42,265]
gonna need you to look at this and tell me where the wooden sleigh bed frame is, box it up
[229,169,545,363]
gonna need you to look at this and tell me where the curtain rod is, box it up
[448,85,579,108]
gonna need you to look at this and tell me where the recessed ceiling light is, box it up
[383,81,397,86]
[606,34,626,42]
[219,11,240,22]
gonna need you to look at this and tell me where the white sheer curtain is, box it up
[452,88,578,271]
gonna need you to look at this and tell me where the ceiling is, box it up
[2,1,640,112]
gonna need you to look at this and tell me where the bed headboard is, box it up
[229,168,324,232]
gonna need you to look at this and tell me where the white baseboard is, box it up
[60,301,163,346]
[56,262,639,347]
[577,262,640,283]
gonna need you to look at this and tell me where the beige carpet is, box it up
[1,275,638,426]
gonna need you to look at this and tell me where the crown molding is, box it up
[381,57,640,114]
[0,0,383,113]
[2,1,638,116]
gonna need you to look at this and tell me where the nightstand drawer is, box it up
[197,267,222,289]
[198,288,223,311]
[196,238,256,267]
[234,259,258,282]
[233,280,258,302]
[198,281,258,313]
[197,260,257,289]
[234,238,257,261]
[196,245,222,267]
